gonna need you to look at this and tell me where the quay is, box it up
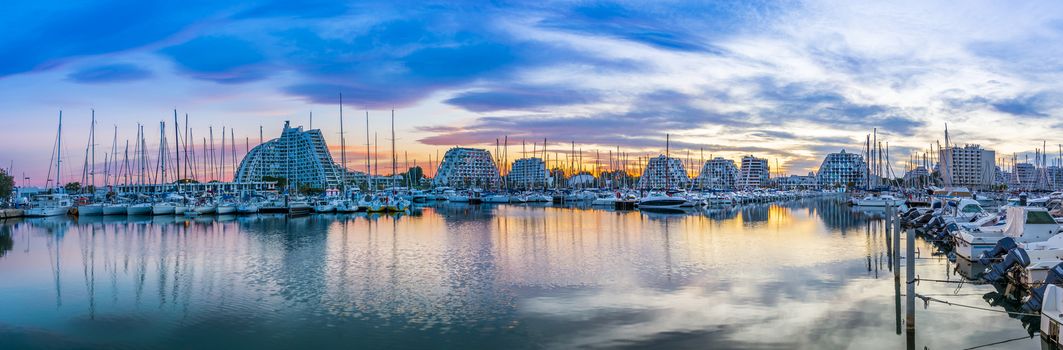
[0,209,24,219]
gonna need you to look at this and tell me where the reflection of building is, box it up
[638,155,689,189]
[816,149,866,188]
[696,157,738,190]
[432,147,501,188]
[937,144,995,189]
[236,121,363,189]
[508,157,547,188]
[738,155,769,188]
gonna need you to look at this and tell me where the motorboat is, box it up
[591,193,617,206]
[335,199,359,213]
[638,194,686,210]
[852,194,904,207]
[313,199,337,213]
[24,194,73,217]
[288,200,312,215]
[956,206,1062,261]
[484,193,510,203]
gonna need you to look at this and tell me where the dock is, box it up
[0,209,24,219]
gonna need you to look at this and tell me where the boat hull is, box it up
[25,207,70,217]
[77,205,104,216]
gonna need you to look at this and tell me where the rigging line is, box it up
[915,293,1041,317]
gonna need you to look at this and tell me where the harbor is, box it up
[5,1,1063,348]
[0,198,1047,349]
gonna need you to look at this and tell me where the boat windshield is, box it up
[960,205,982,213]
[1026,211,1056,224]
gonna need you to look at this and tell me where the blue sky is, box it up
[3,0,1063,184]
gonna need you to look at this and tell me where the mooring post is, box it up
[906,225,916,334]
[891,206,900,274]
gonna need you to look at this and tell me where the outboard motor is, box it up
[935,222,959,242]
[978,237,1018,265]
[1023,262,1063,313]
[1019,193,1028,206]
[983,248,1030,282]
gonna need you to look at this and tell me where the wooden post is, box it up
[906,225,916,334]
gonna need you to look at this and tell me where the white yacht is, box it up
[852,194,904,207]
[24,194,73,217]
[152,203,176,215]
[955,206,1061,261]
[77,203,105,216]
[103,203,129,215]
[127,202,152,216]
[313,199,336,213]
[638,194,685,210]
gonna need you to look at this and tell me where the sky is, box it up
[3,0,1063,186]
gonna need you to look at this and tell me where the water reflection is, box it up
[0,200,1041,349]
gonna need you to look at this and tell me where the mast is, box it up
[90,109,96,191]
[366,110,372,190]
[57,110,63,190]
[221,126,226,181]
[230,128,236,181]
[174,110,180,183]
[391,109,397,179]
[339,93,347,192]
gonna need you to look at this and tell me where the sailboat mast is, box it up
[90,109,96,190]
[57,110,63,190]
[366,110,372,190]
[339,94,347,191]
[391,109,397,179]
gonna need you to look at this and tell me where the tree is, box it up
[298,183,324,196]
[262,176,287,189]
[64,182,81,193]
[0,169,12,203]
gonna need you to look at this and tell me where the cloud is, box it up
[445,85,603,112]
[66,63,152,83]
[160,36,271,83]
[0,1,226,77]
[419,89,754,147]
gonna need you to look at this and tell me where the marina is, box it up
[0,198,1048,349]
[5,1,1063,348]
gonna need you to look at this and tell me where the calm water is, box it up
[0,199,1043,349]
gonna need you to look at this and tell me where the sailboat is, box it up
[78,110,104,216]
[26,111,72,217]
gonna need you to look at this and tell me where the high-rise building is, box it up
[638,155,689,190]
[432,147,501,188]
[696,157,738,190]
[1011,163,1039,190]
[737,155,769,188]
[937,145,995,189]
[236,121,363,189]
[508,157,547,189]
[816,149,867,188]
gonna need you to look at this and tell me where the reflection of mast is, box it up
[79,225,97,318]
[47,229,62,307]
